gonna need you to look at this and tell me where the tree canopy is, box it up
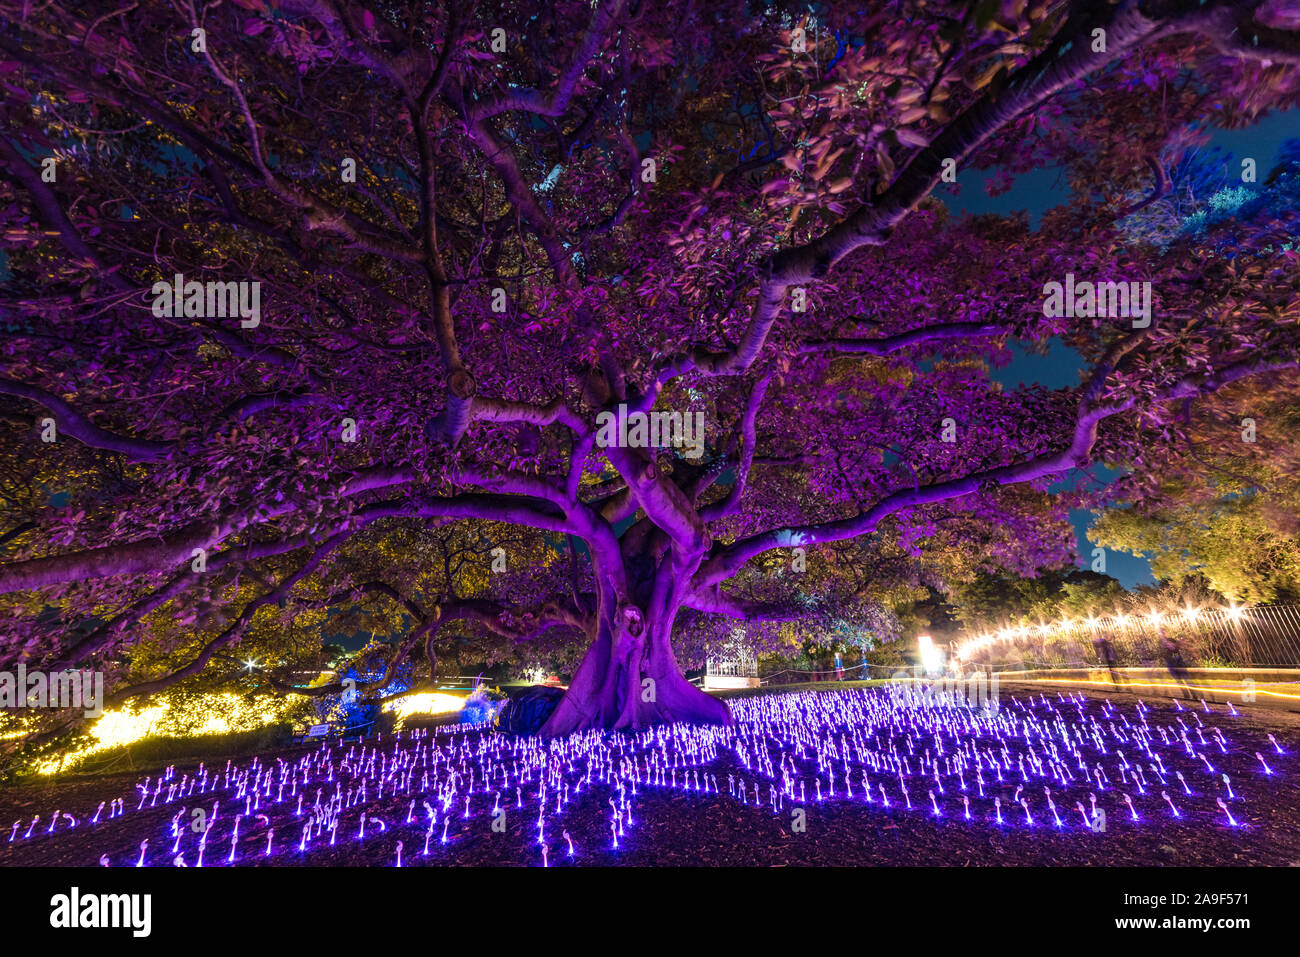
[1,0,1298,741]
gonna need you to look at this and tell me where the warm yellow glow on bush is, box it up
[36,693,293,775]
[387,693,465,722]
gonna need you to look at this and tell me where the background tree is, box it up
[1089,378,1300,603]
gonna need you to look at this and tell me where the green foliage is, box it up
[948,568,1125,629]
[9,723,296,782]
[1089,383,1300,603]
[1091,497,1300,603]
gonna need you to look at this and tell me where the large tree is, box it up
[1,0,1298,738]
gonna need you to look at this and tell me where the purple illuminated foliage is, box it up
[0,0,1297,745]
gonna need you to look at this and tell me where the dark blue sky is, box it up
[931,109,1299,588]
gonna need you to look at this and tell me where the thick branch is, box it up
[467,0,627,122]
[0,379,172,461]
[696,354,1299,588]
[104,530,353,705]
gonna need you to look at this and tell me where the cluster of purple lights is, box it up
[728,687,1280,829]
[6,687,1287,865]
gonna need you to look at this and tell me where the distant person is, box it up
[834,651,844,681]
[1159,629,1194,700]
[1094,632,1123,687]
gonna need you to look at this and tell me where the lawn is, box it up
[2,684,1296,867]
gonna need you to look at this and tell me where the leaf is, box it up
[896,128,929,148]
[973,63,1007,92]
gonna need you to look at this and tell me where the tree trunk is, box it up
[540,596,730,737]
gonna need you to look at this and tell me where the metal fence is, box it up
[706,655,759,679]
[958,604,1300,672]
[755,660,890,685]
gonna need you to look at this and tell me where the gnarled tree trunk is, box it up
[541,589,729,737]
